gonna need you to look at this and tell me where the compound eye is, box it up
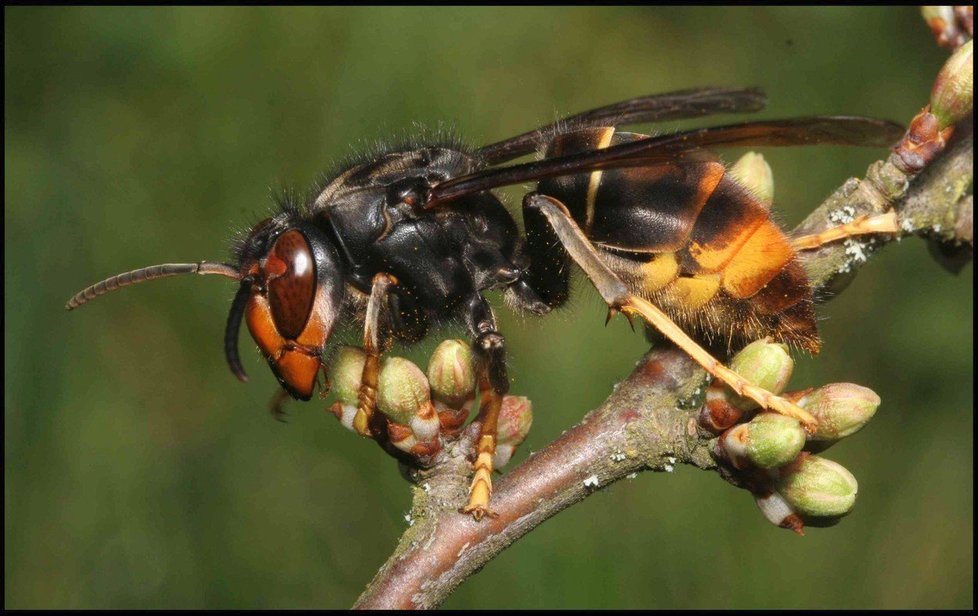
[266,230,316,339]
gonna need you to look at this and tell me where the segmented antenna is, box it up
[65,261,241,310]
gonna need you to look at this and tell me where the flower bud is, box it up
[718,412,806,469]
[377,357,440,453]
[427,339,476,408]
[328,401,357,432]
[754,491,805,535]
[730,151,774,209]
[777,454,858,520]
[329,346,366,406]
[497,396,533,445]
[931,39,973,129]
[698,386,745,434]
[494,395,533,468]
[794,383,880,446]
[377,357,430,425]
[727,339,794,411]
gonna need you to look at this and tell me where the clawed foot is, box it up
[459,503,499,521]
[462,450,497,521]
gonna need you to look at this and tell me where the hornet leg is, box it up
[460,293,509,520]
[523,192,818,430]
[791,211,900,250]
[353,273,398,437]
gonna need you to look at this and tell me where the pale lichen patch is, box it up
[829,206,857,225]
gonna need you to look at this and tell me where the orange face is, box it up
[243,229,336,400]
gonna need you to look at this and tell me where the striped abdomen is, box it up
[532,127,819,353]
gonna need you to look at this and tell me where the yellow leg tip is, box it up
[461,454,497,520]
[460,480,497,520]
[352,408,373,437]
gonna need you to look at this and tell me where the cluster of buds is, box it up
[703,338,880,534]
[327,340,533,470]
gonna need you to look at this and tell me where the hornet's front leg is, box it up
[353,273,398,437]
[522,193,819,430]
[460,293,509,520]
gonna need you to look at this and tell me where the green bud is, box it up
[728,339,794,411]
[329,346,366,405]
[427,339,476,407]
[730,151,775,208]
[777,454,858,519]
[498,395,533,445]
[493,396,533,469]
[377,357,431,425]
[931,39,973,129]
[797,383,880,445]
[719,412,805,469]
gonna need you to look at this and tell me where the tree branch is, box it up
[356,347,711,609]
[354,111,973,612]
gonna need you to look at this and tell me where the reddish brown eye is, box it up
[266,229,316,339]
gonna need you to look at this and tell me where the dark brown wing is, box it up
[429,116,904,207]
[476,87,768,165]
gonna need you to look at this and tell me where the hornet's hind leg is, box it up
[523,192,819,429]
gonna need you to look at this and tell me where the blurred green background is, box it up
[5,6,972,609]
